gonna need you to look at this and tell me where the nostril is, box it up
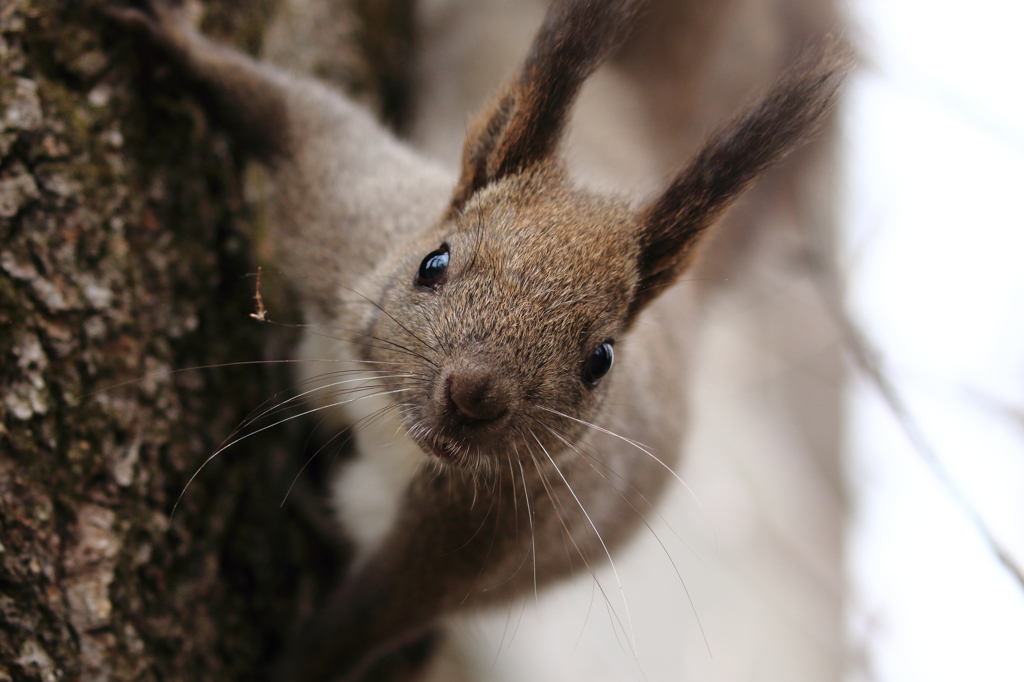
[448,369,508,422]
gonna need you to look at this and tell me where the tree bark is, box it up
[0,1,408,680]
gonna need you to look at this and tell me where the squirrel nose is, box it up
[448,366,510,422]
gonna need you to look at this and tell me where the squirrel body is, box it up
[104,1,850,679]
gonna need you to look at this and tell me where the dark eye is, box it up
[416,245,449,289]
[583,341,614,386]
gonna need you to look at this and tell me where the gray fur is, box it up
[102,1,850,679]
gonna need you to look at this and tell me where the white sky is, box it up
[844,0,1024,679]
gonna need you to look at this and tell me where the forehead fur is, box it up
[448,166,640,300]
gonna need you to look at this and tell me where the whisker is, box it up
[481,453,539,592]
[445,480,500,559]
[572,578,599,655]
[536,417,702,562]
[146,364,424,487]
[520,434,633,657]
[82,357,406,398]
[491,597,517,672]
[461,465,507,605]
[513,441,539,603]
[522,436,577,575]
[240,374,421,431]
[339,285,440,355]
[539,406,707,518]
[537,417,711,657]
[227,383,422,455]
[529,429,638,660]
[340,332,440,369]
[271,321,440,369]
[282,400,407,505]
[169,388,410,519]
[505,452,519,533]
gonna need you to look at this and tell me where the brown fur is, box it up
[450,0,643,209]
[102,1,851,680]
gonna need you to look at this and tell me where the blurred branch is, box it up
[803,197,1024,591]
[839,307,1024,591]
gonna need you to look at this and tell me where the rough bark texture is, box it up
[0,1,409,680]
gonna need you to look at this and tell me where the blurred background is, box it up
[844,0,1024,680]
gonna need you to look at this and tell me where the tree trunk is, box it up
[0,2,408,680]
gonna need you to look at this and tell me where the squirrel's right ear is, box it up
[449,0,642,212]
[628,41,854,319]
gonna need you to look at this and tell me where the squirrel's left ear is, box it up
[628,41,854,319]
[450,0,642,212]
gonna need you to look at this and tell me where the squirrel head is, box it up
[357,0,851,469]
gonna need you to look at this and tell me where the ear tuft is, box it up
[630,39,855,316]
[450,0,644,212]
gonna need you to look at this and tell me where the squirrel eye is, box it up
[583,341,614,386]
[416,245,449,289]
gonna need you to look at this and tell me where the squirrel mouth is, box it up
[426,437,463,462]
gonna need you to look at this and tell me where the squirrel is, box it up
[101,0,851,679]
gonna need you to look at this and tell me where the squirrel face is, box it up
[352,25,852,470]
[361,166,639,469]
